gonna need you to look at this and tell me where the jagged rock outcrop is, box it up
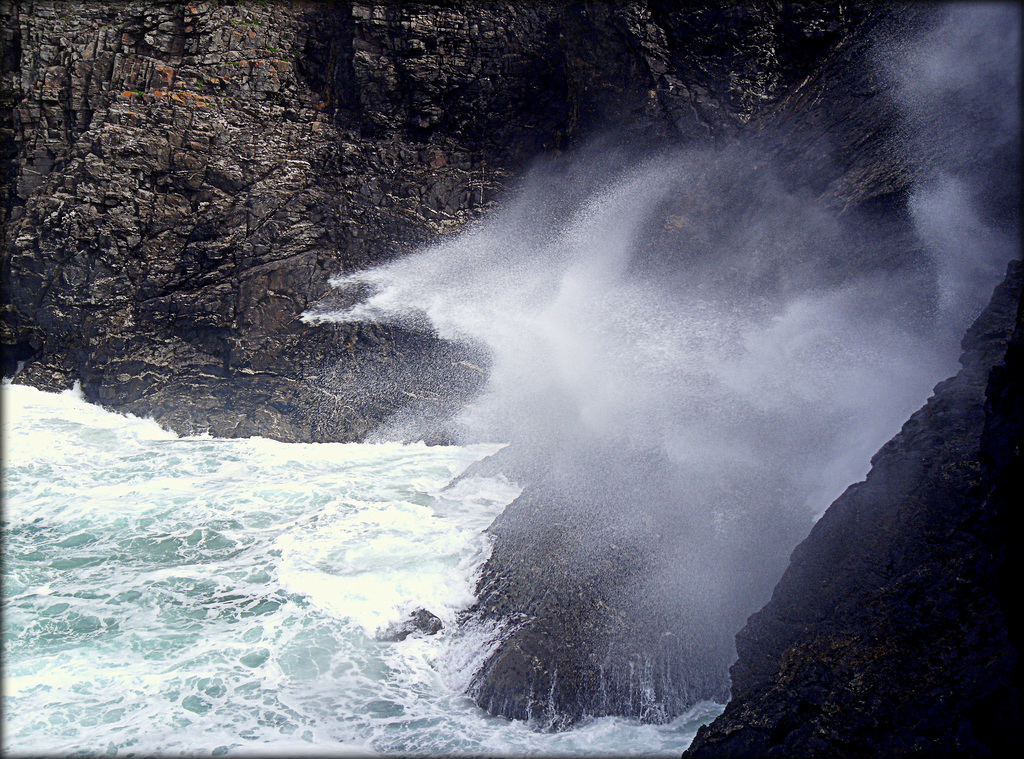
[685,259,1022,757]
[1,0,513,440]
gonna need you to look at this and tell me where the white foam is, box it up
[2,382,177,439]
[6,389,600,755]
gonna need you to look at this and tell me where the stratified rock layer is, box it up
[685,260,1022,757]
[3,0,528,439]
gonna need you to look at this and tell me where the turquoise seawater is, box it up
[2,383,721,756]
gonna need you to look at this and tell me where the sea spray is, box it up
[304,123,1017,723]
[305,141,958,514]
[876,2,1021,340]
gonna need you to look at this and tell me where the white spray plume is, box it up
[303,2,1019,695]
[308,142,963,521]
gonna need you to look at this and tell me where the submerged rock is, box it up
[376,609,443,642]
[685,261,1022,757]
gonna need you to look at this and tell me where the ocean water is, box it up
[1,382,722,757]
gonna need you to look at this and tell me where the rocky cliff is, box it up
[453,1,1022,733]
[2,0,497,440]
[3,0,1020,745]
[1,0,907,441]
[685,259,1022,756]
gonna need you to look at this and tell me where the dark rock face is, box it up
[2,0,516,440]
[685,260,1022,757]
[455,2,1021,733]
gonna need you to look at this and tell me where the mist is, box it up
[878,2,1021,341]
[303,2,1020,718]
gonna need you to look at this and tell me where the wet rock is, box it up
[376,608,443,642]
